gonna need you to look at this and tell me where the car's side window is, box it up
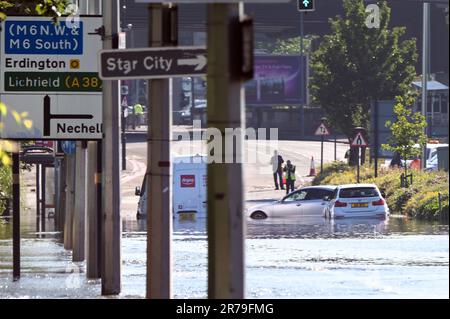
[305,189,321,200]
[284,190,307,202]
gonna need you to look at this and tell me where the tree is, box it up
[382,94,427,181]
[0,0,69,22]
[256,36,318,55]
[310,0,417,142]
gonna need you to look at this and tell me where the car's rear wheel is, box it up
[250,211,267,220]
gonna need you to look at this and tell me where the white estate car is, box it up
[247,186,336,219]
[323,184,389,219]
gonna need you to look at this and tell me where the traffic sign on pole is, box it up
[0,16,103,140]
[99,47,207,80]
[297,0,315,12]
[314,123,330,136]
[351,131,368,148]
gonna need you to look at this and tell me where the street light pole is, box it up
[299,11,305,138]
[320,117,327,173]
[421,2,430,169]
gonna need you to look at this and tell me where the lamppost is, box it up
[320,117,327,172]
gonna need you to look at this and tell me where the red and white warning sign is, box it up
[314,123,330,136]
[351,132,368,147]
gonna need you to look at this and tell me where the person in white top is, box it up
[270,150,285,190]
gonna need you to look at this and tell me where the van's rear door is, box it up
[174,169,201,214]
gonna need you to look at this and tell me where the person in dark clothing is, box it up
[270,150,285,190]
[390,152,402,168]
[283,160,296,194]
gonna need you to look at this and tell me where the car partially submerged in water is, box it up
[246,186,336,219]
[323,184,389,219]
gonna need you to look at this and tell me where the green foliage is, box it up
[256,36,318,55]
[310,0,418,141]
[382,95,427,177]
[0,0,69,23]
[313,162,449,220]
[0,164,12,213]
[312,161,352,185]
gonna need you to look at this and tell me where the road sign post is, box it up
[350,128,368,183]
[12,148,20,281]
[297,0,315,12]
[146,3,176,299]
[101,0,121,295]
[314,120,330,173]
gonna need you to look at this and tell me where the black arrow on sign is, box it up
[43,95,93,136]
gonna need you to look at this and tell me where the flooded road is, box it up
[0,214,448,299]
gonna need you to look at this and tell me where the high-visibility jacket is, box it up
[284,164,296,181]
[134,103,144,115]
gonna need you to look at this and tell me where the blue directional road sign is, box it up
[61,141,76,155]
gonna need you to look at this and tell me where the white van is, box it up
[135,155,207,218]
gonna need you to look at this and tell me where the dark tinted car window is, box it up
[305,189,334,200]
[339,187,379,198]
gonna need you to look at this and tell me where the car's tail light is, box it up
[335,200,347,207]
[372,199,385,206]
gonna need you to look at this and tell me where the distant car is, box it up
[246,186,336,220]
[324,184,389,219]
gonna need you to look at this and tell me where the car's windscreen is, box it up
[339,187,379,198]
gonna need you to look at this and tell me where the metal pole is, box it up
[41,165,46,233]
[146,3,174,299]
[374,100,379,177]
[191,77,195,122]
[87,141,100,278]
[207,3,245,299]
[59,158,67,236]
[421,2,430,169]
[357,148,360,183]
[73,142,86,262]
[101,0,121,295]
[121,106,127,170]
[97,141,103,278]
[299,11,305,138]
[86,0,101,277]
[320,135,324,172]
[12,150,20,281]
[36,164,40,232]
[334,134,337,161]
[54,159,60,231]
[64,155,75,250]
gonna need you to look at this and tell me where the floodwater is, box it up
[0,212,448,299]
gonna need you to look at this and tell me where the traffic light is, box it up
[297,0,315,12]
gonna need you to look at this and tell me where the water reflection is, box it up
[121,215,448,239]
[1,211,448,299]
